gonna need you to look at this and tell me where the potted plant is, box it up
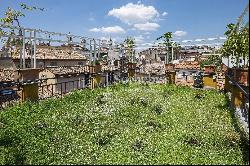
[165,63,175,71]
[232,67,249,86]
[204,65,216,74]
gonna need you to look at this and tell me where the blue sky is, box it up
[0,0,249,49]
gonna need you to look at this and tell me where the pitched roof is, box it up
[0,57,18,82]
[10,45,89,60]
[44,66,89,76]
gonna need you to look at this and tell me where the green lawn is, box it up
[0,83,248,165]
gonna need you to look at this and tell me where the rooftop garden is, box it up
[0,83,248,165]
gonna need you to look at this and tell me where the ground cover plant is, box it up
[0,83,248,165]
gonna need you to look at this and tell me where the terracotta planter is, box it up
[221,63,228,73]
[233,68,249,86]
[165,63,175,71]
[204,65,216,74]
[127,62,136,69]
[88,65,102,74]
[95,64,102,73]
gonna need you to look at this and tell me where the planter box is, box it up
[165,63,175,71]
[88,65,102,74]
[203,74,217,89]
[95,64,102,73]
[128,68,135,77]
[166,71,176,84]
[204,65,216,74]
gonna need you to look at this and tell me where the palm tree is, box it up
[156,32,173,64]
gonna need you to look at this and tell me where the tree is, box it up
[220,23,249,67]
[156,32,173,64]
[124,37,135,63]
[0,3,44,47]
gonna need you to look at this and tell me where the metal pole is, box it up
[131,48,133,63]
[98,39,101,59]
[19,29,23,69]
[30,31,33,68]
[167,46,169,64]
[22,29,26,69]
[89,39,92,63]
[171,45,174,62]
[93,39,96,64]
[33,31,37,68]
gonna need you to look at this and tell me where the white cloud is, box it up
[108,3,160,25]
[219,36,227,40]
[89,28,101,32]
[134,35,144,44]
[89,26,125,34]
[195,39,205,42]
[100,36,109,41]
[182,40,192,43]
[134,22,160,31]
[143,32,151,35]
[162,12,168,16]
[208,37,217,41]
[140,42,153,46]
[173,30,187,37]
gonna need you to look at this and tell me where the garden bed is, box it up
[0,83,248,165]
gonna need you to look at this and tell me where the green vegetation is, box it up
[0,3,44,49]
[220,23,249,67]
[200,54,222,69]
[124,37,136,63]
[0,83,248,165]
[156,32,180,63]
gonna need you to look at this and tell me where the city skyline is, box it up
[0,0,248,50]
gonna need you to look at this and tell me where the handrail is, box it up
[225,73,249,101]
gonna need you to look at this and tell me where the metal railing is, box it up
[38,77,89,99]
[225,73,249,133]
[0,84,21,109]
[0,70,171,109]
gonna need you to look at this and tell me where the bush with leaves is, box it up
[220,23,249,67]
